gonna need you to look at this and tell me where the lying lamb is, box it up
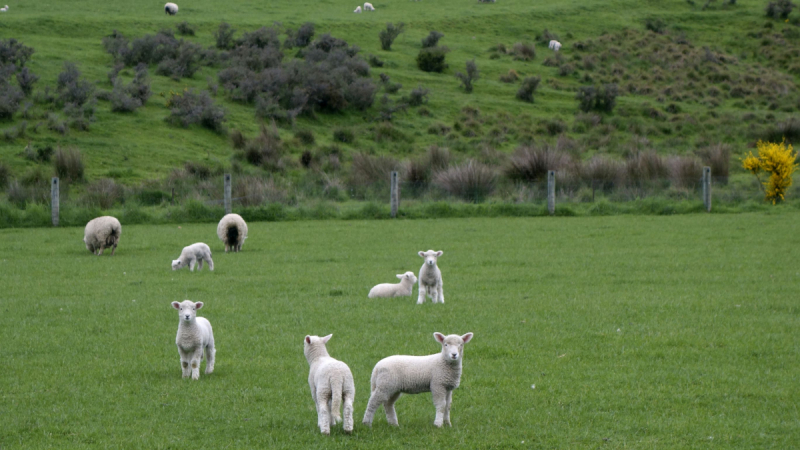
[172,243,214,272]
[172,300,215,380]
[363,332,474,427]
[548,39,561,51]
[304,334,356,435]
[368,272,417,298]
[164,2,178,15]
[418,250,444,304]
[217,213,248,253]
[83,216,122,256]
[364,2,375,10]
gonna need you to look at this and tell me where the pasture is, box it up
[1,213,799,448]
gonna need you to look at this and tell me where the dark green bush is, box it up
[379,22,405,51]
[417,46,449,73]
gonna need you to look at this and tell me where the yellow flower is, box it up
[743,139,798,203]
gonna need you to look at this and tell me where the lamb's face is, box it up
[172,300,202,322]
[418,250,443,268]
[172,259,184,270]
[397,272,418,284]
[434,332,474,362]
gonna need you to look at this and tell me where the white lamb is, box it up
[0,5,8,12]
[363,332,474,427]
[354,6,362,13]
[304,334,356,435]
[417,250,444,304]
[216,213,248,253]
[171,300,215,380]
[364,2,375,11]
[172,242,214,272]
[83,216,122,256]
[368,272,417,298]
[164,2,178,15]
[549,40,562,52]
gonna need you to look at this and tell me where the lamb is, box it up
[548,40,562,52]
[0,5,8,12]
[368,272,417,298]
[171,300,215,380]
[304,334,356,435]
[363,332,474,427]
[164,2,178,15]
[363,2,375,11]
[417,250,444,304]
[172,243,214,272]
[216,213,248,252]
[83,216,122,256]
[354,6,362,13]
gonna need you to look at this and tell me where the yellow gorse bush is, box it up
[741,139,798,204]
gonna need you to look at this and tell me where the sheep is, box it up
[363,2,375,11]
[83,216,122,256]
[354,6,362,13]
[548,40,562,52]
[216,213,248,253]
[363,332,474,427]
[164,2,178,15]
[304,334,356,435]
[368,272,417,298]
[0,5,7,12]
[172,243,214,272]
[171,300,215,380]
[417,250,444,304]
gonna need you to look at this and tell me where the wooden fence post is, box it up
[51,177,59,226]
[702,166,712,212]
[224,173,231,214]
[390,171,399,218]
[547,170,555,216]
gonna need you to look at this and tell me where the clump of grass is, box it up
[348,152,399,187]
[511,42,535,61]
[82,178,124,209]
[499,69,519,83]
[695,143,730,183]
[294,129,315,145]
[176,22,196,36]
[53,147,84,182]
[667,155,703,189]
[231,129,247,149]
[516,76,541,102]
[505,145,571,182]
[434,160,496,202]
[233,175,287,206]
[626,151,669,185]
[333,128,355,144]
[583,155,625,190]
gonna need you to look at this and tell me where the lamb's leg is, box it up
[363,390,386,426]
[438,281,444,303]
[417,285,427,304]
[384,392,402,426]
[204,342,215,374]
[343,389,355,433]
[431,387,447,427]
[97,246,104,256]
[443,389,453,426]
[429,287,439,303]
[111,243,117,256]
[180,356,191,378]
[189,258,196,272]
[190,350,203,380]
[198,259,204,271]
[207,257,214,271]
[316,388,331,434]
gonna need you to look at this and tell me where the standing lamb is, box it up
[171,300,216,380]
[363,2,375,10]
[368,272,417,298]
[172,243,214,272]
[363,332,474,427]
[83,216,122,256]
[417,250,444,304]
[548,40,562,52]
[354,6,362,13]
[216,213,248,252]
[304,334,356,435]
[164,2,178,15]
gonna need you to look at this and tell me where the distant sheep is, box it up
[83,216,122,256]
[172,243,214,272]
[0,5,8,12]
[304,334,356,435]
[417,250,444,304]
[364,2,375,11]
[164,2,178,15]
[354,6,362,13]
[172,300,215,380]
[216,213,248,252]
[548,40,561,52]
[368,272,417,298]
[363,332,474,427]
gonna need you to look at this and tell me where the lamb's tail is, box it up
[330,373,344,424]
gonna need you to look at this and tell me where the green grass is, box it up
[2,213,799,448]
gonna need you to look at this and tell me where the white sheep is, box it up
[363,332,474,427]
[368,272,417,298]
[83,216,122,256]
[164,2,178,15]
[171,300,215,380]
[304,334,356,435]
[216,213,248,253]
[354,6,362,13]
[549,40,562,52]
[172,242,214,272]
[0,5,8,12]
[417,250,444,304]
[363,2,375,11]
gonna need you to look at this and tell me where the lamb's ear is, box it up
[461,332,474,344]
[436,251,443,257]
[195,302,204,310]
[322,334,332,344]
[171,301,181,310]
[418,251,425,258]
[305,336,311,344]
[433,332,445,343]
[397,274,404,279]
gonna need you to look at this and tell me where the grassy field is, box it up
[2,213,799,448]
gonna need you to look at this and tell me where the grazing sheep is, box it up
[0,5,7,12]
[364,2,375,10]
[83,216,122,256]
[172,243,214,272]
[216,213,248,253]
[164,2,178,15]
[354,6,362,13]
[172,300,215,380]
[363,332,474,427]
[368,272,417,298]
[417,250,444,304]
[304,334,356,435]
[548,40,562,52]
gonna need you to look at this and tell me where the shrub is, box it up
[421,31,444,48]
[231,129,247,149]
[505,145,570,182]
[0,39,35,67]
[583,155,625,190]
[499,69,519,83]
[417,46,449,72]
[625,151,668,186]
[558,63,575,77]
[762,117,800,144]
[110,80,142,112]
[455,60,480,93]
[176,21,196,36]
[243,124,283,171]
[379,22,405,51]
[54,147,85,182]
[294,22,316,48]
[379,73,402,94]
[295,129,315,145]
[56,62,95,107]
[667,155,703,189]
[645,18,667,33]
[511,42,535,61]
[238,26,281,49]
[406,85,429,106]
[300,150,314,168]
[345,78,378,111]
[0,78,24,121]
[167,89,227,133]
[15,67,38,96]
[333,128,355,144]
[516,76,541,102]
[695,143,730,183]
[742,139,798,203]
[349,152,398,186]
[538,29,559,45]
[434,161,496,202]
[215,23,237,50]
[766,0,795,19]
[428,145,451,171]
[155,41,203,79]
[82,178,124,209]
[368,54,385,67]
[576,84,618,113]
[0,161,10,189]
[7,180,28,207]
